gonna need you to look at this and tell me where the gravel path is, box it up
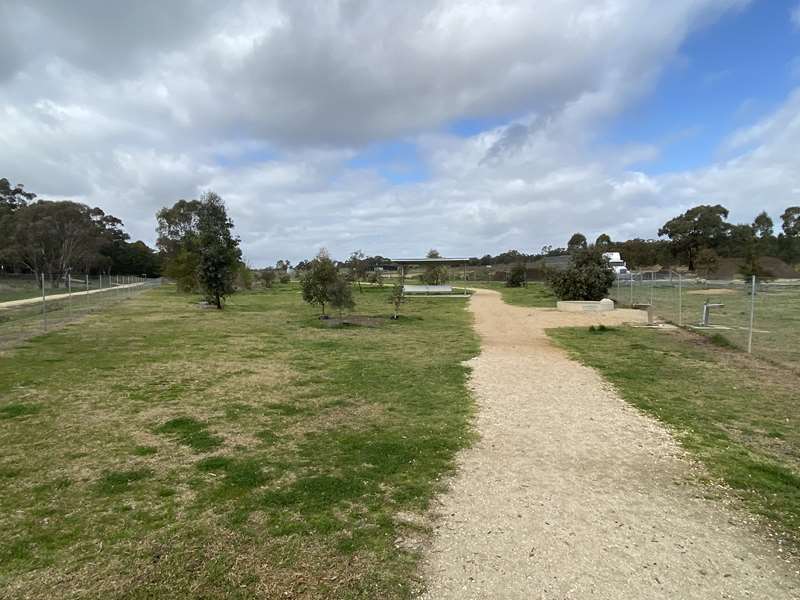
[0,283,144,310]
[421,288,798,599]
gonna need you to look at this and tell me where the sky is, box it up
[1,0,799,266]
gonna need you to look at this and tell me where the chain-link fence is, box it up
[609,272,800,370]
[0,273,161,349]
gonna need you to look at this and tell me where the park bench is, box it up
[403,284,453,295]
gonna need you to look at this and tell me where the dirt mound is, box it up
[710,257,800,279]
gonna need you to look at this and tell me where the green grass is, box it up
[608,280,800,370]
[469,281,556,308]
[549,325,800,543]
[0,283,478,598]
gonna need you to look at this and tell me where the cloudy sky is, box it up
[1,0,799,265]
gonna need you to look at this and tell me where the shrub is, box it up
[300,249,339,316]
[506,263,526,287]
[279,273,292,284]
[236,262,253,290]
[328,278,356,318]
[420,249,449,285]
[260,268,276,288]
[388,284,405,319]
[547,247,615,301]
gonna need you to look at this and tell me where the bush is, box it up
[300,249,339,316]
[328,278,355,318]
[547,247,615,301]
[259,268,276,288]
[279,273,291,284]
[388,284,404,319]
[236,262,253,290]
[506,263,526,287]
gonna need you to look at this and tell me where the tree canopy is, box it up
[0,178,160,279]
[657,204,730,270]
[195,192,242,309]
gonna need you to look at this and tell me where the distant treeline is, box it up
[0,178,161,282]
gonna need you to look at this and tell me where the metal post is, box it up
[67,271,72,317]
[747,275,756,354]
[630,272,634,306]
[678,272,683,327]
[85,274,89,304]
[650,271,654,305]
[41,272,47,331]
[463,263,467,295]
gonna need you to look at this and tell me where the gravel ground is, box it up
[421,288,799,599]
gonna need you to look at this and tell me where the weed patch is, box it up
[156,416,222,452]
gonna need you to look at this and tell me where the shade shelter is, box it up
[389,257,470,296]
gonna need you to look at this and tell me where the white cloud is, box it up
[4,0,790,266]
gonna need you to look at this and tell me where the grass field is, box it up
[608,279,800,370]
[549,325,800,547]
[0,284,478,598]
[469,281,556,308]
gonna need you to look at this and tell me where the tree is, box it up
[781,207,800,238]
[300,249,339,316]
[421,249,449,285]
[595,233,612,248]
[347,250,368,292]
[547,247,615,301]
[195,191,242,309]
[507,262,526,288]
[328,277,355,318]
[752,211,774,239]
[567,233,588,253]
[260,268,276,288]
[388,284,405,319]
[156,199,202,291]
[236,262,253,290]
[7,200,107,284]
[695,248,719,278]
[658,204,729,270]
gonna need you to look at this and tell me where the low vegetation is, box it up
[0,284,478,598]
[470,281,557,308]
[547,247,615,301]
[549,325,800,547]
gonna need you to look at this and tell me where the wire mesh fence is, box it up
[0,273,161,349]
[609,272,800,370]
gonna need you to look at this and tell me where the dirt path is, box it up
[421,288,798,599]
[0,283,144,310]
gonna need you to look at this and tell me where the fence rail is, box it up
[0,273,161,349]
[609,272,800,370]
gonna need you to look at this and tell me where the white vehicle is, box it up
[603,252,629,275]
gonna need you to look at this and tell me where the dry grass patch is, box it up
[0,284,478,598]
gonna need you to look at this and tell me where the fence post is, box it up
[678,272,683,327]
[67,270,72,317]
[85,274,89,305]
[41,273,47,332]
[747,275,756,354]
[630,272,634,306]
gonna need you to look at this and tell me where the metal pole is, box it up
[678,272,683,327]
[747,275,756,354]
[463,263,467,296]
[650,271,654,305]
[630,272,634,306]
[41,273,47,332]
[85,274,89,304]
[67,270,72,317]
